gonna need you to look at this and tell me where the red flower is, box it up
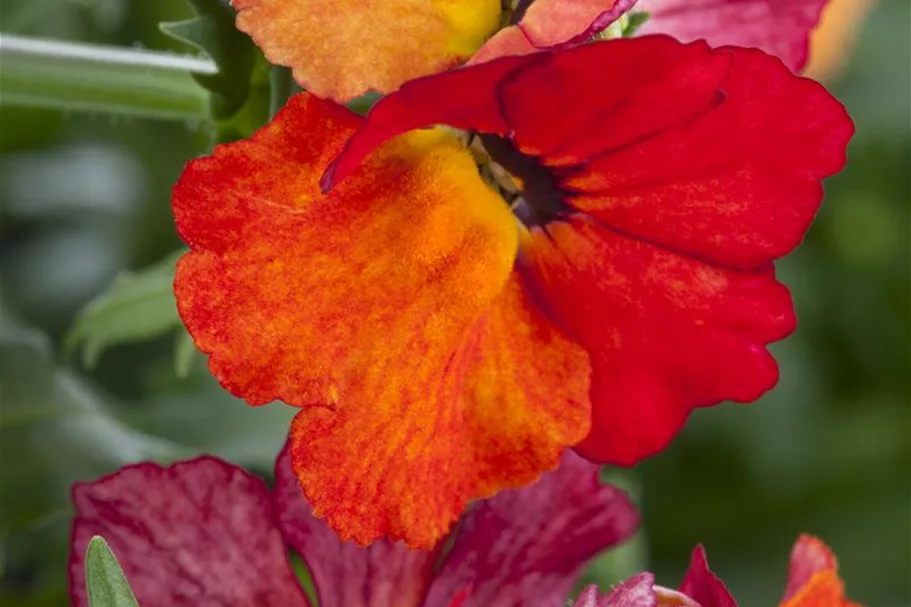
[173,36,852,547]
[475,0,831,72]
[575,536,860,606]
[68,449,638,607]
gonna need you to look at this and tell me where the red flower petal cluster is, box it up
[174,35,852,546]
[575,535,860,606]
[68,448,638,607]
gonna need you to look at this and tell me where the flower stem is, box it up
[0,33,217,121]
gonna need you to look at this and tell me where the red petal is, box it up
[273,444,436,607]
[323,54,541,190]
[423,451,639,607]
[640,0,830,72]
[519,217,795,464]
[678,545,738,607]
[69,458,309,607]
[498,37,732,165]
[495,37,851,269]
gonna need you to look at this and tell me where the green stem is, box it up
[0,33,217,121]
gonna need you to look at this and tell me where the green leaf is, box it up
[159,0,255,120]
[65,251,184,369]
[622,12,651,37]
[0,34,212,121]
[173,329,200,378]
[84,536,141,607]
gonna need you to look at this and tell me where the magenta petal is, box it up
[640,0,829,72]
[573,574,658,607]
[424,451,640,607]
[602,574,659,606]
[69,458,309,607]
[678,545,738,607]
[273,443,437,607]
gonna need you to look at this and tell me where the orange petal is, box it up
[231,0,502,101]
[289,271,591,548]
[174,93,588,547]
[780,571,849,607]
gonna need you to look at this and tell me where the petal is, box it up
[470,0,637,64]
[780,535,857,607]
[519,0,639,47]
[69,458,309,607]
[779,571,849,607]
[638,0,829,72]
[499,37,733,165]
[288,270,592,549]
[575,574,659,607]
[782,535,838,601]
[232,0,501,101]
[273,444,436,607]
[678,545,738,607]
[175,93,584,548]
[423,451,639,607]
[519,217,795,464]
[324,54,541,190]
[500,38,853,269]
[468,27,538,65]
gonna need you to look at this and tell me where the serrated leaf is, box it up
[65,251,183,369]
[159,0,255,119]
[85,536,141,607]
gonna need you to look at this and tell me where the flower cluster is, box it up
[70,0,862,603]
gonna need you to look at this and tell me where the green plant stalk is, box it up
[0,34,216,121]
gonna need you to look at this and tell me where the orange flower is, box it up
[230,0,501,101]
[174,38,852,548]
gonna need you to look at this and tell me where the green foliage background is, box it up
[0,1,908,605]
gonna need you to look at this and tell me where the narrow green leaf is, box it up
[173,329,200,378]
[65,251,184,368]
[85,536,141,607]
[159,0,255,119]
[0,34,212,121]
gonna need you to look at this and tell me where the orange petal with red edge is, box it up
[173,93,588,548]
[288,271,591,548]
[231,0,501,101]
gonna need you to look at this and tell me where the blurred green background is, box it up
[0,1,908,605]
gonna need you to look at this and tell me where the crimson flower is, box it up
[68,448,638,607]
[574,535,861,606]
[173,35,852,547]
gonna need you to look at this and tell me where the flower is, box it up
[474,0,832,72]
[229,0,501,101]
[68,447,639,607]
[173,36,852,547]
[574,535,861,606]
